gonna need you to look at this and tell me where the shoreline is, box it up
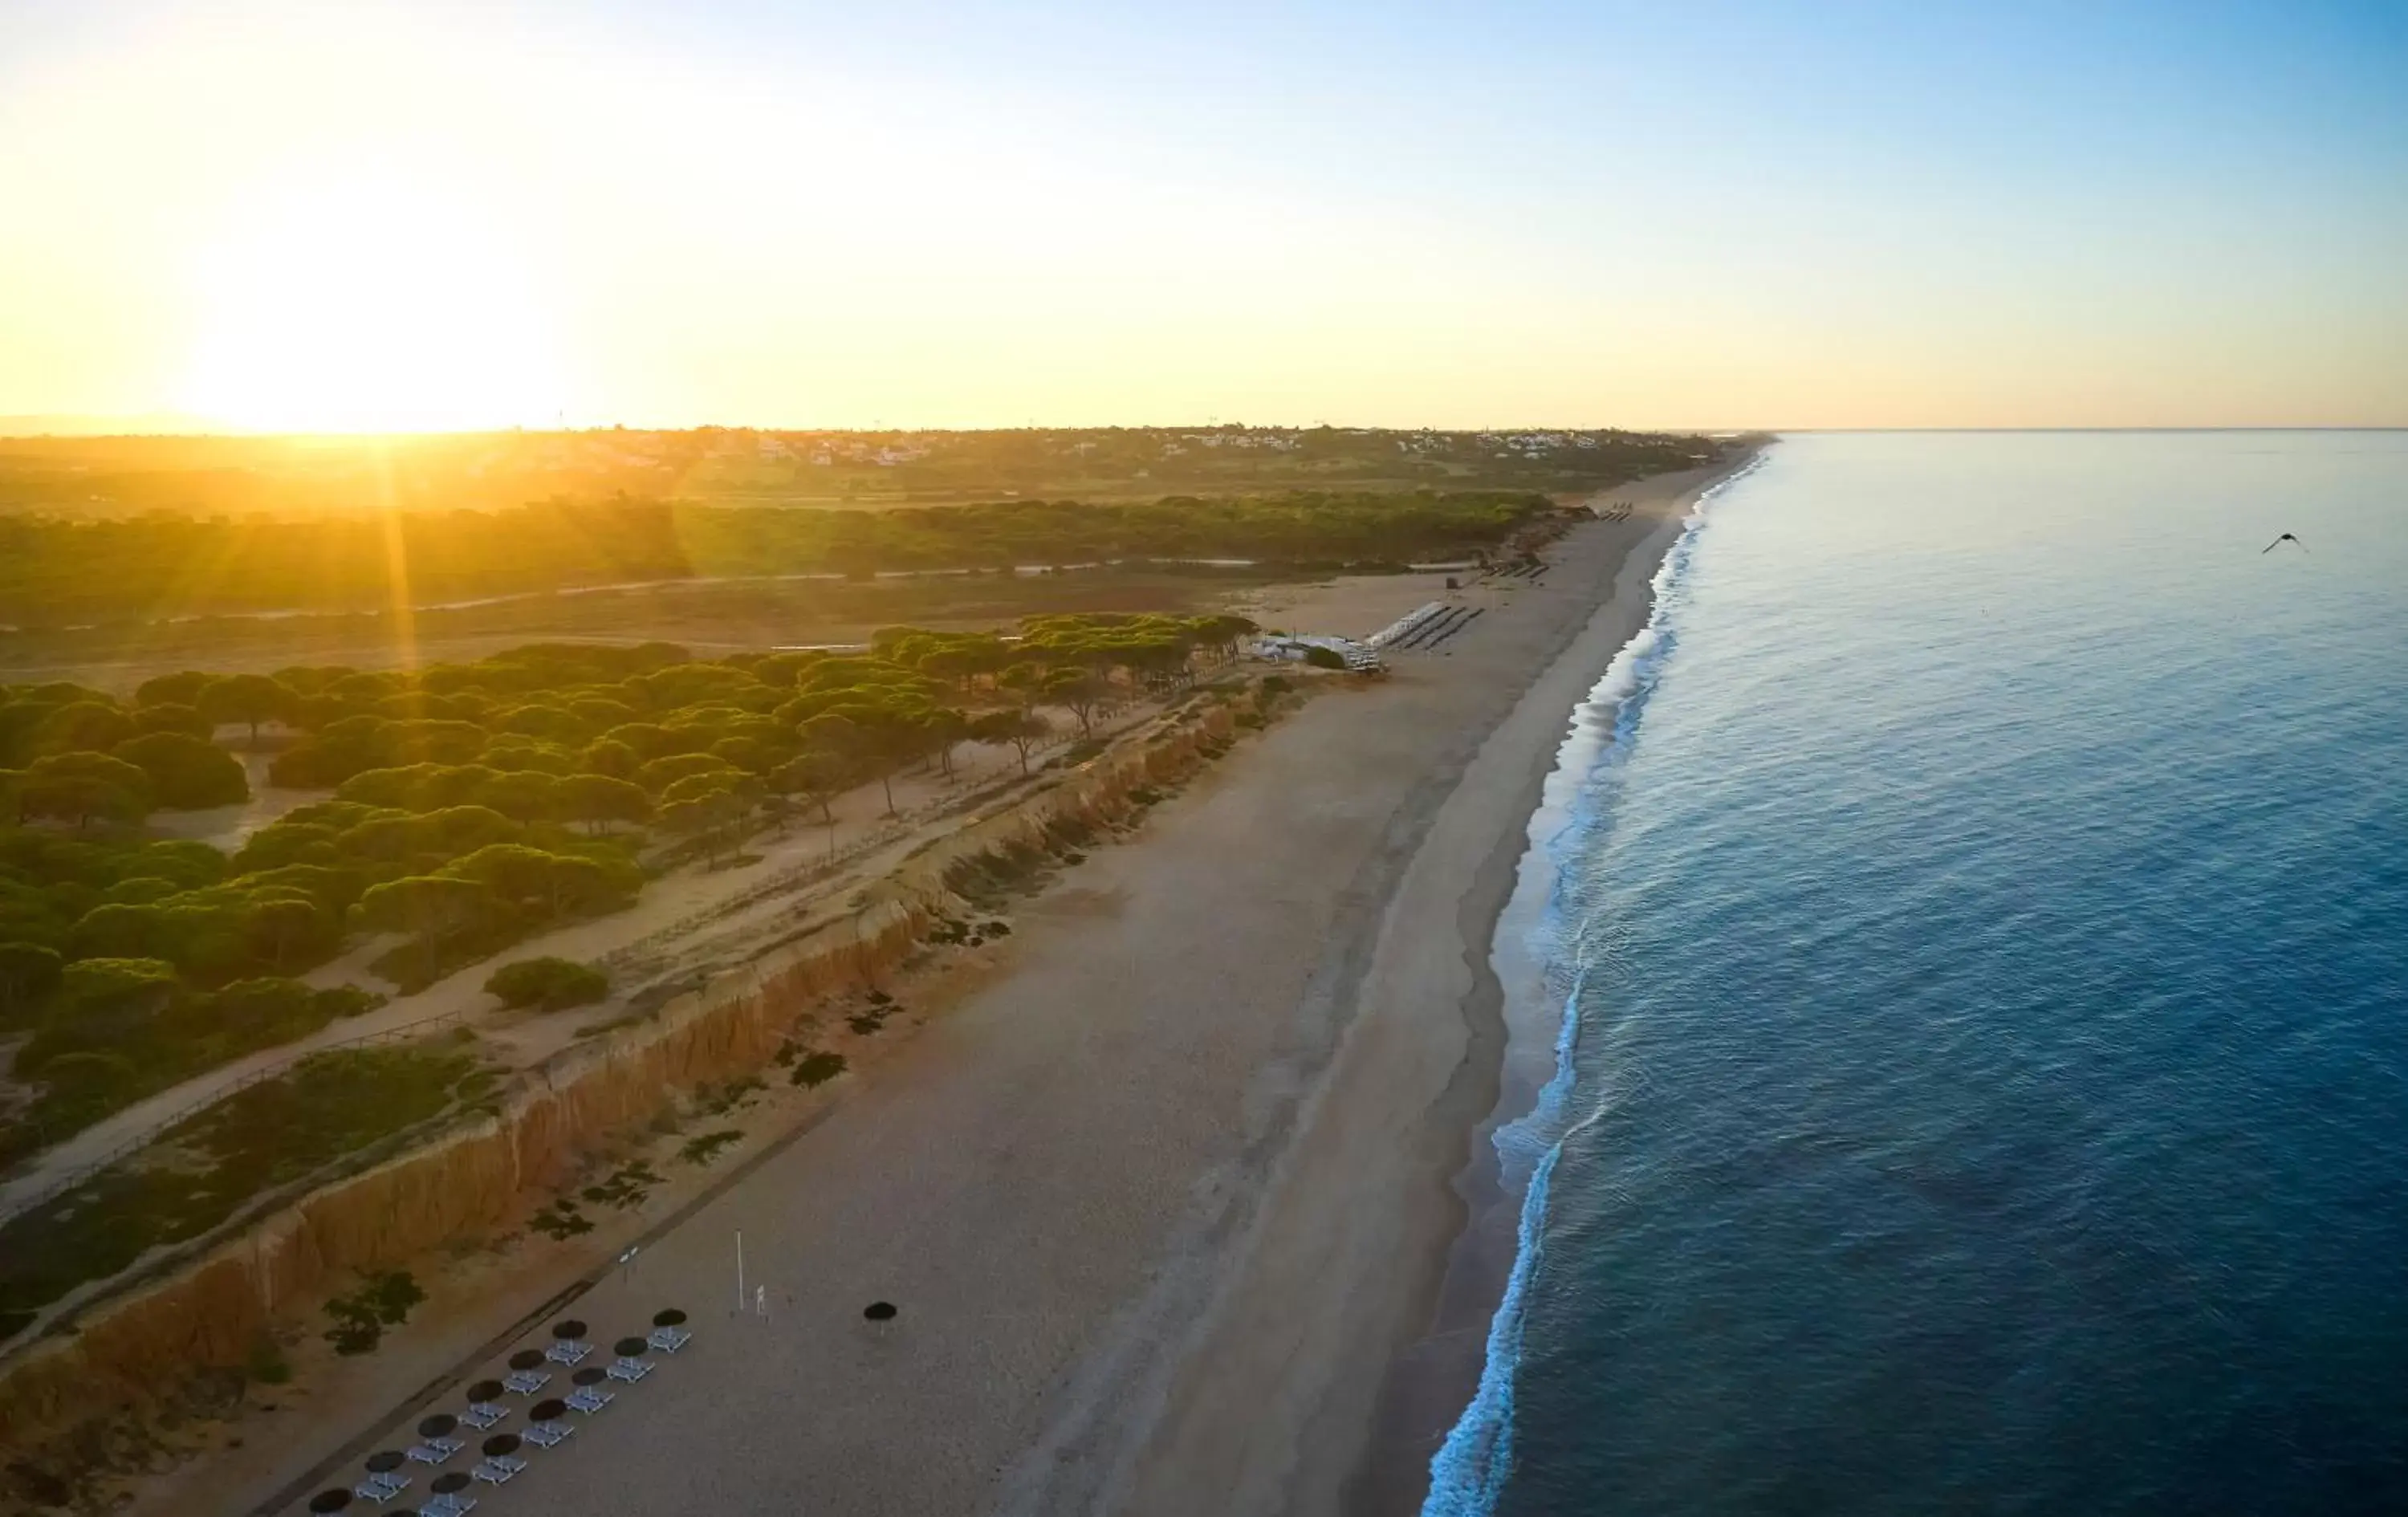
[1362,452,1759,1515]
[1088,456,1755,1517]
[1344,515,1688,1515]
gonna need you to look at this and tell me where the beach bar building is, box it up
[1250,632,1383,672]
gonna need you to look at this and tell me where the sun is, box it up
[180,173,563,433]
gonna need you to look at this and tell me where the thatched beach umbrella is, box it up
[613,1336,649,1357]
[508,1349,545,1372]
[364,1450,405,1474]
[863,1301,897,1322]
[466,1379,505,1403]
[482,1434,522,1459]
[429,1473,471,1496]
[572,1366,608,1386]
[532,1398,568,1422]
[417,1413,458,1439]
[653,1308,687,1327]
[552,1318,589,1339]
[307,1491,352,1514]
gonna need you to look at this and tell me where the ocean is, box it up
[1428,432,2408,1516]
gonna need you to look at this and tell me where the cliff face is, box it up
[0,704,1240,1463]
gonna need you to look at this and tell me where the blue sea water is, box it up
[1428,432,2408,1517]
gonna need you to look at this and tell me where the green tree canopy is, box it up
[16,751,154,829]
[483,955,609,1011]
[134,670,218,710]
[0,942,63,1019]
[559,772,653,832]
[111,731,248,810]
[198,673,297,741]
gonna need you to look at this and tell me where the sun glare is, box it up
[180,175,563,433]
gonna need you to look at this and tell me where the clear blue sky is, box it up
[2,0,2402,427]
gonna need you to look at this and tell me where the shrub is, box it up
[580,1159,660,1210]
[529,1198,592,1238]
[323,1269,425,1355]
[791,1051,847,1088]
[679,1129,743,1166]
[482,956,608,1011]
[245,1333,292,1385]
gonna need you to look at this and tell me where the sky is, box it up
[0,0,2402,432]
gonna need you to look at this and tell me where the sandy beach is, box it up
[234,461,1739,1517]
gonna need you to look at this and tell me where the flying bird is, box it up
[2261,533,2305,554]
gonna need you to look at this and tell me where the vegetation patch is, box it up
[790,1051,847,1088]
[691,1076,763,1117]
[2,611,1262,1168]
[322,1269,426,1356]
[482,955,609,1011]
[942,839,1053,908]
[528,1198,592,1239]
[580,1159,662,1211]
[678,1129,743,1167]
[0,1043,481,1347]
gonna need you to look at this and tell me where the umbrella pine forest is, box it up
[0,614,1262,1171]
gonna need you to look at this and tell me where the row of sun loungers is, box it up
[311,1309,692,1514]
[1425,607,1485,649]
[1387,604,1486,653]
[1365,600,1447,650]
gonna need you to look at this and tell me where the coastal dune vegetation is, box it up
[0,613,1260,1172]
[0,690,1261,1499]
[0,488,1564,623]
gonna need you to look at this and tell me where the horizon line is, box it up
[2,421,2404,441]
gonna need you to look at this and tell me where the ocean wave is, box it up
[1419,467,1749,1517]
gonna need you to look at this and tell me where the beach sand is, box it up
[244,462,1735,1517]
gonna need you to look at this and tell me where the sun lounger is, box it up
[460,1402,510,1430]
[470,1456,526,1486]
[605,1354,653,1382]
[502,1369,551,1395]
[565,1386,613,1413]
[422,1495,478,1517]
[525,1419,576,1448]
[646,1324,692,1354]
[354,1472,410,1503]
[543,1339,593,1365]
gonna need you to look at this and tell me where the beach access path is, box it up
[242,462,1733,1517]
